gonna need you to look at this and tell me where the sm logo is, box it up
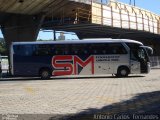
[52,55,94,76]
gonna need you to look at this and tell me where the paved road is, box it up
[0,70,160,120]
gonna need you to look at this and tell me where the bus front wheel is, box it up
[116,67,129,77]
[40,68,51,79]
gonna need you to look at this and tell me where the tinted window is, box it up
[71,44,89,55]
[13,45,33,56]
[49,44,72,55]
[89,43,127,55]
[108,43,127,54]
[13,43,127,56]
[34,44,51,56]
[90,43,106,55]
[126,43,142,60]
[126,43,141,49]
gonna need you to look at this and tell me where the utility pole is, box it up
[129,0,135,6]
[129,0,131,5]
[53,30,56,41]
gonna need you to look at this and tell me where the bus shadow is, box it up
[49,91,160,120]
[0,75,145,81]
[51,75,145,80]
[126,75,145,78]
[0,77,40,81]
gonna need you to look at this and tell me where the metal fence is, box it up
[149,56,160,69]
[1,56,9,72]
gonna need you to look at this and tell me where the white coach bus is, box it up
[10,39,153,79]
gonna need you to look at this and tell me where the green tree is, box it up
[0,38,7,55]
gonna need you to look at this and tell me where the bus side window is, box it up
[24,45,33,56]
[82,44,89,55]
[84,50,88,54]
[108,43,127,54]
[90,43,106,55]
[54,45,64,55]
[130,50,138,61]
[102,50,106,54]
[71,44,89,56]
[13,45,22,55]
[71,44,79,55]
[75,51,78,54]
[34,44,51,56]
[13,45,33,56]
[112,48,117,54]
[50,45,55,55]
[63,45,70,55]
[90,44,97,55]
[94,50,97,54]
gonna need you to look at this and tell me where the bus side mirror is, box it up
[140,46,153,55]
[146,47,153,55]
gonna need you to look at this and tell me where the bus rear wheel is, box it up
[116,67,129,77]
[40,69,51,79]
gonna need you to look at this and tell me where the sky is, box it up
[118,0,160,15]
[0,0,160,40]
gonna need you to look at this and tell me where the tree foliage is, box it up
[0,38,7,55]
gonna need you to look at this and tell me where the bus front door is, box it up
[130,60,141,74]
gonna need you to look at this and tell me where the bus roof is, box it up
[11,39,143,45]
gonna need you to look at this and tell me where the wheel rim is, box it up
[121,69,127,76]
[42,71,49,78]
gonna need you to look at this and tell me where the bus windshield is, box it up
[140,46,153,55]
[138,48,149,61]
[130,47,149,62]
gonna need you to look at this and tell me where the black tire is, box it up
[40,69,51,79]
[117,67,129,77]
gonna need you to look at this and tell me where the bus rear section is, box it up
[10,43,52,78]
